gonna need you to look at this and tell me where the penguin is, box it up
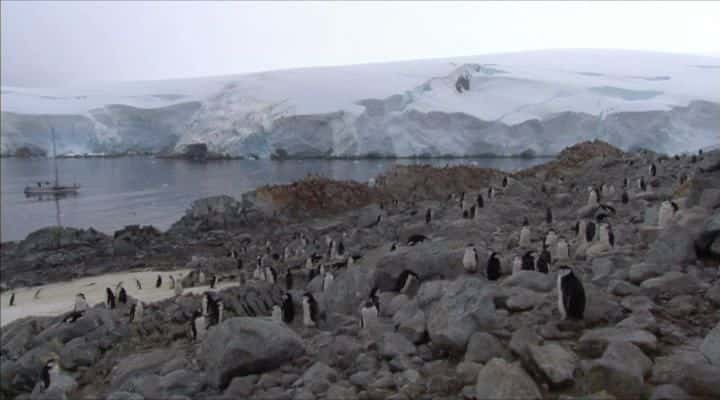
[265,267,277,284]
[658,200,678,228]
[488,186,496,200]
[118,288,128,304]
[545,207,553,225]
[544,229,559,249]
[536,247,551,274]
[74,293,89,312]
[34,289,42,300]
[41,358,60,391]
[9,292,15,307]
[588,186,599,206]
[476,193,484,209]
[557,265,586,320]
[486,252,501,281]
[623,177,629,189]
[254,263,264,281]
[407,234,428,246]
[621,190,629,204]
[129,301,143,323]
[169,275,176,290]
[174,280,183,297]
[135,278,142,290]
[360,299,379,330]
[649,163,657,177]
[502,176,509,188]
[281,292,295,323]
[228,248,240,260]
[366,214,382,228]
[190,310,207,342]
[106,288,116,309]
[155,275,162,288]
[555,237,570,261]
[522,251,537,271]
[337,241,345,256]
[396,270,419,293]
[272,304,283,322]
[301,292,319,327]
[285,271,294,290]
[322,271,334,292]
[638,176,647,192]
[519,219,531,248]
[425,208,432,224]
[216,300,224,325]
[512,255,523,275]
[210,275,218,289]
[462,244,479,273]
[390,242,398,252]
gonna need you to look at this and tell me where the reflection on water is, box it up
[1,157,551,242]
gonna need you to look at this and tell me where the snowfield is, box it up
[2,49,719,157]
[0,269,240,327]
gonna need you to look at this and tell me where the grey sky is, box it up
[2,1,719,87]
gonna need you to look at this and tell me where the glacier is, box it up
[2,49,719,158]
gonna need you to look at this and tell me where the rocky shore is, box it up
[1,140,719,400]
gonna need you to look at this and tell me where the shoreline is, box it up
[1,153,557,161]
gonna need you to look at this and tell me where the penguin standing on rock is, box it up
[322,270,334,292]
[519,218,531,248]
[425,208,432,224]
[301,292,319,327]
[272,304,283,323]
[396,270,419,294]
[285,271,294,291]
[649,163,657,177]
[41,358,61,391]
[522,251,537,271]
[360,299,379,330]
[557,266,586,320]
[462,244,479,273]
[621,190,629,204]
[486,252,501,281]
[536,246,551,273]
[129,301,144,323]
[555,237,570,261]
[281,293,295,323]
[544,229,559,249]
[190,310,207,342]
[658,200,679,228]
[512,255,523,275]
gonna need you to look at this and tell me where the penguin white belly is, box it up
[556,242,569,260]
[271,306,282,323]
[586,241,610,258]
[360,306,378,329]
[588,191,598,206]
[462,251,477,272]
[302,301,315,327]
[323,275,334,291]
[512,257,522,275]
[557,275,567,320]
[519,227,531,248]
[194,316,208,340]
[657,204,672,228]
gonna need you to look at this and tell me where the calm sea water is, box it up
[1,157,549,242]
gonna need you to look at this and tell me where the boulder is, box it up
[500,271,555,292]
[392,302,426,344]
[465,332,509,364]
[509,326,542,358]
[585,358,646,399]
[699,188,720,210]
[17,227,107,254]
[640,272,701,297]
[506,289,544,312]
[374,241,464,290]
[578,327,657,358]
[455,362,484,385]
[650,385,691,400]
[699,322,720,366]
[380,333,417,359]
[602,341,653,378]
[526,343,578,388]
[426,278,496,353]
[646,226,697,266]
[322,263,376,315]
[475,358,541,400]
[676,362,720,398]
[110,349,180,389]
[199,317,305,389]
[628,263,664,284]
[292,362,338,394]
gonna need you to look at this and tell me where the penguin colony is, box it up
[8,145,713,398]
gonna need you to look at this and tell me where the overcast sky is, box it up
[2,1,719,87]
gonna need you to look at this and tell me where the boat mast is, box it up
[51,126,59,187]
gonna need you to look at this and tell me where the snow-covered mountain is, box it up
[2,49,719,157]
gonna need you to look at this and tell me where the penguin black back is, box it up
[486,253,501,281]
[106,288,116,309]
[9,293,15,307]
[395,270,419,293]
[522,251,535,271]
[118,288,128,304]
[285,271,294,290]
[282,293,295,323]
[558,266,586,320]
[155,275,162,288]
[545,208,553,224]
[476,193,484,208]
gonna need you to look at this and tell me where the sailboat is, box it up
[24,127,81,197]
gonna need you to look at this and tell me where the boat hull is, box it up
[24,185,81,196]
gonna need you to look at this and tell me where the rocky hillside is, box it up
[1,145,719,400]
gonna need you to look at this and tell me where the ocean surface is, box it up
[1,157,550,242]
